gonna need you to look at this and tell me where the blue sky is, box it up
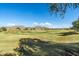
[0,3,79,28]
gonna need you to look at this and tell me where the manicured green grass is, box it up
[0,29,79,55]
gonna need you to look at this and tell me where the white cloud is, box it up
[33,22,39,25]
[7,23,16,26]
[45,22,52,26]
[40,23,45,26]
[33,22,53,28]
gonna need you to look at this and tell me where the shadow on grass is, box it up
[14,38,79,56]
[0,53,16,56]
[58,31,79,36]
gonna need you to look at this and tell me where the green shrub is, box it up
[0,27,7,31]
